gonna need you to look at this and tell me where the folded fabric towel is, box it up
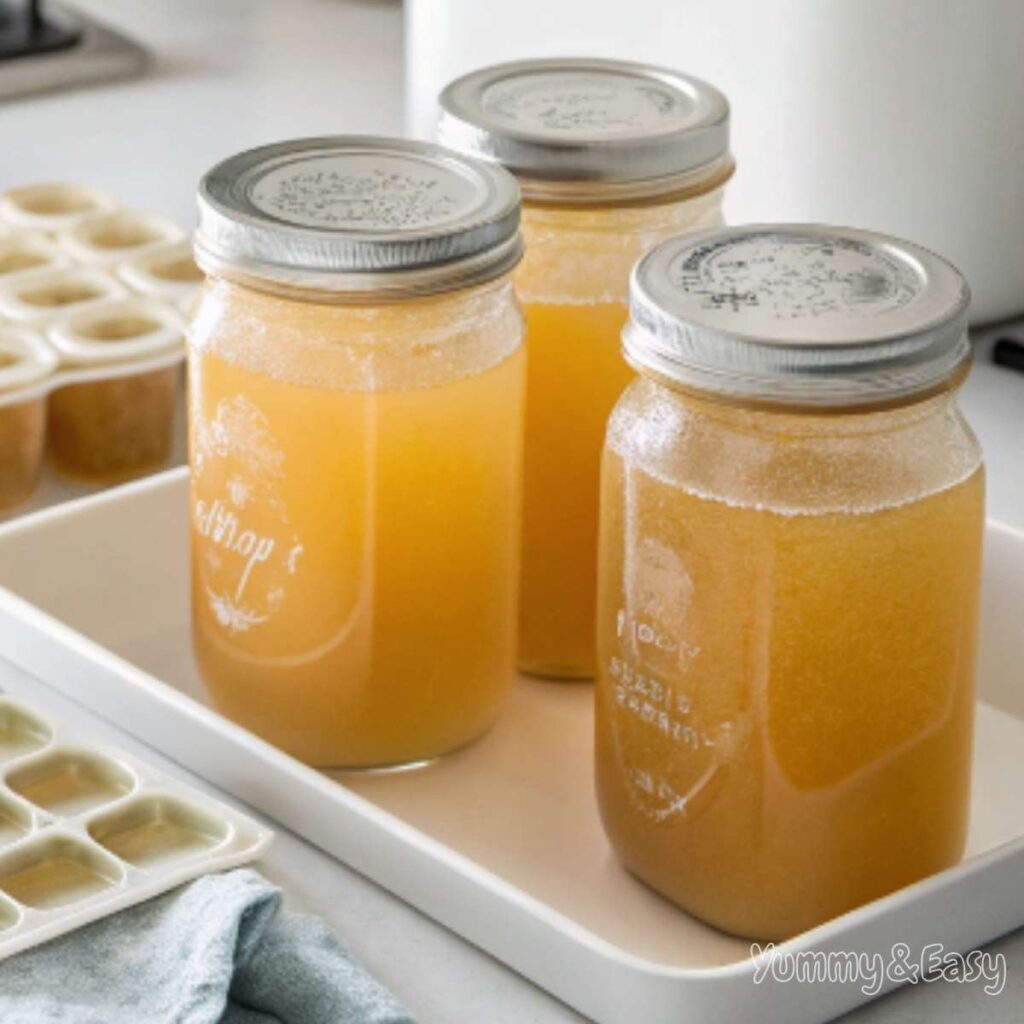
[0,868,415,1024]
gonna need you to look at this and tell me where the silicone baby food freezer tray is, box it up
[0,690,272,959]
[0,469,1020,1023]
[0,186,197,515]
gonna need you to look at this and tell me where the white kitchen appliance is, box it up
[406,0,1024,323]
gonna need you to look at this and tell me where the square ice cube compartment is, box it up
[0,834,124,910]
[0,700,50,764]
[6,748,135,817]
[0,693,271,960]
[88,794,229,871]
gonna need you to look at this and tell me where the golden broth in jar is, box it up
[440,58,733,678]
[515,196,725,678]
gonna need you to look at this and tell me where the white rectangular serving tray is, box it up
[0,467,1021,1023]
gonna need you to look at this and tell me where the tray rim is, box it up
[0,468,1022,1019]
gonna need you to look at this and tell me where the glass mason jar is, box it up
[189,138,525,769]
[439,58,733,678]
[597,225,985,940]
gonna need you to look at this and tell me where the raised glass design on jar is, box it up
[439,58,733,679]
[597,225,984,939]
[189,137,525,769]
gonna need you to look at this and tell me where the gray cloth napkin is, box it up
[0,868,415,1024]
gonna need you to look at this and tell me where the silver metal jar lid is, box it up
[437,58,731,203]
[624,224,972,407]
[195,136,522,298]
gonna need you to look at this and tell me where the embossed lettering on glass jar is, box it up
[598,225,984,939]
[439,58,733,679]
[190,137,525,769]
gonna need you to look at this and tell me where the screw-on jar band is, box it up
[438,58,731,204]
[195,136,523,299]
[625,224,972,407]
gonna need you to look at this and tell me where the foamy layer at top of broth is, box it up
[189,278,523,394]
[516,191,724,306]
[607,378,983,517]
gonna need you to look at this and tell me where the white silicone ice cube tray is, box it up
[0,692,272,959]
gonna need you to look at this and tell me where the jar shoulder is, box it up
[188,278,524,393]
[516,191,725,305]
[606,378,984,515]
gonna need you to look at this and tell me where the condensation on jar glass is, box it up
[189,137,525,769]
[597,225,985,940]
[439,58,733,680]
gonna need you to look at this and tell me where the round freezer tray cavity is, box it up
[88,794,230,870]
[0,327,60,399]
[0,267,128,325]
[118,240,202,308]
[0,700,53,764]
[0,232,71,285]
[5,748,136,818]
[59,210,185,267]
[0,183,118,234]
[47,296,184,367]
[0,833,125,910]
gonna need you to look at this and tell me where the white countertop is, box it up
[1,2,1022,1022]
[2,0,404,226]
